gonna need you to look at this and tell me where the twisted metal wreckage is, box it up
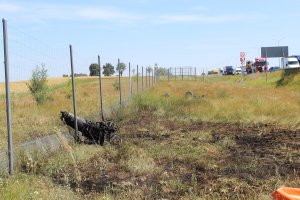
[60,111,119,145]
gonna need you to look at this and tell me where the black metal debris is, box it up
[60,111,119,145]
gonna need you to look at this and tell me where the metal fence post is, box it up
[142,66,144,92]
[118,58,121,107]
[153,68,156,85]
[136,65,139,94]
[152,68,154,87]
[2,18,13,175]
[149,69,151,87]
[168,68,170,81]
[69,45,79,142]
[98,55,104,121]
[146,68,148,88]
[195,68,196,81]
[129,62,131,97]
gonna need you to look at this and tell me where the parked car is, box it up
[269,66,281,72]
[224,66,234,75]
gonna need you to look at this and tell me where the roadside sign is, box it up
[240,52,245,65]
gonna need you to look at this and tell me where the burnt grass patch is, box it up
[51,111,300,199]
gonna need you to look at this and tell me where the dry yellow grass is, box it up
[0,75,145,150]
[0,77,70,94]
[1,72,299,148]
[140,79,300,126]
[1,73,299,199]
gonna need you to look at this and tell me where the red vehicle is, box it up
[254,58,268,72]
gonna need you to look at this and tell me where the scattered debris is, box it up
[60,111,120,145]
[162,92,170,97]
[185,91,193,97]
[193,95,205,100]
[185,91,205,100]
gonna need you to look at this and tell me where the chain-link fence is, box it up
[0,19,160,174]
[165,67,206,81]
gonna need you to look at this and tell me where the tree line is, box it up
[89,63,124,76]
[89,63,168,77]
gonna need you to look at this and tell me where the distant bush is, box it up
[74,73,87,77]
[62,74,69,77]
[27,64,49,104]
[113,80,119,91]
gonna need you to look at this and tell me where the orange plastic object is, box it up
[272,187,300,200]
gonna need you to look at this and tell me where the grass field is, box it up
[0,69,300,199]
[0,76,142,150]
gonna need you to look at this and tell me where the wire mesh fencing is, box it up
[0,19,162,174]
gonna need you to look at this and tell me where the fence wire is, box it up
[0,19,163,175]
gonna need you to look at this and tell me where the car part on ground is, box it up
[60,111,120,145]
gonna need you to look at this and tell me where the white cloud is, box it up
[0,2,251,26]
[159,14,246,24]
[0,3,23,12]
[78,8,143,22]
[1,2,143,24]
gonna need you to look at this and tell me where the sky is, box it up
[1,0,300,80]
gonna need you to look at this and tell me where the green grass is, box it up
[1,70,300,199]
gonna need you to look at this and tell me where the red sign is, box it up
[240,52,246,64]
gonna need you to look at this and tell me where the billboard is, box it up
[261,46,288,58]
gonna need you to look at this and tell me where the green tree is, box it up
[89,63,100,76]
[103,63,115,76]
[156,67,168,76]
[146,66,153,73]
[27,64,49,104]
[116,62,127,76]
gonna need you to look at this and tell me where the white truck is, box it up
[235,67,242,75]
[282,57,300,68]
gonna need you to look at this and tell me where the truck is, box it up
[282,57,300,68]
[224,66,234,75]
[253,58,268,72]
[291,55,300,63]
[235,67,242,75]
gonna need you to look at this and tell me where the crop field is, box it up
[0,70,300,199]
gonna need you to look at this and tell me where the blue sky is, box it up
[1,0,300,79]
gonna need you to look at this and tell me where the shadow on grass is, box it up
[276,68,300,87]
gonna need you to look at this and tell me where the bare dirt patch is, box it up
[51,111,300,199]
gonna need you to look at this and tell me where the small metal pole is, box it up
[168,68,170,81]
[136,65,139,94]
[175,68,177,80]
[142,66,144,92]
[129,62,132,97]
[202,68,205,82]
[195,68,196,80]
[149,69,151,87]
[181,68,183,81]
[145,68,148,89]
[98,55,104,121]
[153,68,156,85]
[152,68,154,87]
[2,18,13,175]
[265,49,268,83]
[69,45,79,142]
[118,58,121,106]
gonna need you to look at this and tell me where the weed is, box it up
[27,64,50,104]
